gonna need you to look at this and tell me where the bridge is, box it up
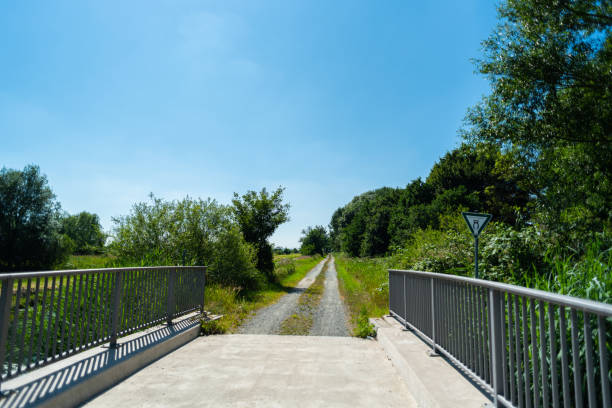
[0,263,610,407]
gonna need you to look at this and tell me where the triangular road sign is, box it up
[462,212,492,237]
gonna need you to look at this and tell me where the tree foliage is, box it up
[232,187,290,276]
[330,144,527,257]
[299,225,330,255]
[463,0,612,236]
[0,165,70,271]
[111,194,261,289]
[61,211,106,254]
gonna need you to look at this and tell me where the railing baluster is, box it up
[522,297,532,408]
[501,293,508,400]
[489,289,503,408]
[109,271,124,348]
[582,312,596,408]
[515,295,524,408]
[166,268,176,325]
[549,304,560,408]
[530,298,539,408]
[559,306,571,408]
[539,300,549,408]
[570,309,583,408]
[509,294,517,405]
[18,278,32,373]
[597,315,610,408]
[8,279,23,376]
[0,277,14,389]
[35,277,48,367]
[27,278,41,369]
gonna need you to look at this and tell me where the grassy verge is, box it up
[279,257,329,335]
[59,254,116,270]
[334,253,389,336]
[202,255,323,334]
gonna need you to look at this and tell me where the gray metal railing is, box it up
[0,266,206,388]
[389,269,612,408]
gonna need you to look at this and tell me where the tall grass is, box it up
[334,254,389,335]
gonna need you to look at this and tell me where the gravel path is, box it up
[310,256,350,336]
[238,258,327,334]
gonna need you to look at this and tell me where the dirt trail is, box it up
[310,256,350,336]
[237,258,327,334]
[238,256,350,336]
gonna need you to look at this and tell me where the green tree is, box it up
[426,144,529,225]
[231,187,290,277]
[111,194,261,289]
[299,226,330,255]
[61,211,107,254]
[463,0,612,236]
[0,165,70,271]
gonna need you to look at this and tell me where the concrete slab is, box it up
[373,316,492,408]
[84,335,417,408]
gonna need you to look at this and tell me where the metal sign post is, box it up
[462,212,492,279]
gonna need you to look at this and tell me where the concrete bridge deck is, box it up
[84,334,416,407]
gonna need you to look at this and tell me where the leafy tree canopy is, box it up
[61,211,106,254]
[463,0,612,235]
[232,187,290,275]
[299,225,330,255]
[0,165,70,271]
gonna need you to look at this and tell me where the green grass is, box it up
[202,255,324,334]
[58,254,116,270]
[334,253,389,336]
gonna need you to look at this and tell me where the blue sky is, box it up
[1,1,498,248]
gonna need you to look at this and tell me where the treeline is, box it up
[330,144,530,257]
[0,164,291,291]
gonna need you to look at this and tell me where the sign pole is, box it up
[474,236,479,279]
[462,212,491,280]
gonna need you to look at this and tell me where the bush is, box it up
[355,306,376,338]
[209,227,263,290]
[111,194,263,290]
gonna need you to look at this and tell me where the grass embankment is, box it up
[334,254,388,337]
[59,254,116,270]
[279,257,329,335]
[202,254,323,334]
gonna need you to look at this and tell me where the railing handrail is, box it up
[0,265,207,280]
[389,269,612,316]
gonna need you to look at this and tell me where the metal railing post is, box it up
[109,271,123,348]
[0,278,14,393]
[430,277,437,355]
[403,274,407,329]
[200,267,207,315]
[488,289,503,407]
[166,268,176,326]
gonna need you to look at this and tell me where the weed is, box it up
[355,306,376,338]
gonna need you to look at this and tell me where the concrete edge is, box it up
[372,319,440,408]
[0,317,200,408]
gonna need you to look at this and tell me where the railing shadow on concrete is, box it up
[0,316,199,408]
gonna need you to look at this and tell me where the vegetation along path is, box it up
[238,256,349,336]
[238,257,327,334]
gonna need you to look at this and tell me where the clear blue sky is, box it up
[1,1,497,248]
